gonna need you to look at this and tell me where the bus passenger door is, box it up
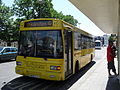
[64,30,73,77]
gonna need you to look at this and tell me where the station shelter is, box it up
[69,0,120,82]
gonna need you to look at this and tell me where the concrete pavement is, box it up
[0,61,20,89]
[69,49,120,90]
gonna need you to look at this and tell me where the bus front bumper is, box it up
[15,67,64,81]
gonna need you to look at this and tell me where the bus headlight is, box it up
[50,66,61,70]
[16,61,22,66]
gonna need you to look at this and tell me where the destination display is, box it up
[24,20,53,27]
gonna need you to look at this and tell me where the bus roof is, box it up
[95,40,101,42]
[20,18,93,37]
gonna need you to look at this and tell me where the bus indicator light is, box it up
[50,66,61,70]
[56,66,61,70]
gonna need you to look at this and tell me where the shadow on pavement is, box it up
[106,76,120,90]
[1,61,96,90]
[50,61,96,90]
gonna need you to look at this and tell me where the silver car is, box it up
[0,47,17,61]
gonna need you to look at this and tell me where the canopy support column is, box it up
[117,0,120,83]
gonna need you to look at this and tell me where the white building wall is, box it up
[0,39,18,47]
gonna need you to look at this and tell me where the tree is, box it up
[51,10,78,26]
[13,0,78,26]
[109,34,117,42]
[63,15,78,26]
[0,0,78,46]
[13,0,53,19]
[0,0,17,46]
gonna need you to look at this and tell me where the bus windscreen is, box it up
[95,42,101,46]
[18,30,63,58]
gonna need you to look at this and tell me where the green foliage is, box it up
[0,0,78,46]
[0,1,17,45]
[13,0,53,19]
[109,34,117,42]
[13,0,78,25]
[51,10,78,26]
[63,15,78,26]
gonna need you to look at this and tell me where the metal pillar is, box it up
[117,0,120,82]
[118,28,120,78]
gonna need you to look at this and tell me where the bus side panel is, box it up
[73,48,95,73]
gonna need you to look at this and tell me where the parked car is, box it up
[0,47,18,61]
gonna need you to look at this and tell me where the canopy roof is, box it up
[69,0,119,34]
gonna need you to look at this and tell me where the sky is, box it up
[2,0,105,36]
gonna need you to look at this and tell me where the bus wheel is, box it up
[75,61,79,73]
[91,55,93,62]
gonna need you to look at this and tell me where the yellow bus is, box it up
[16,18,95,81]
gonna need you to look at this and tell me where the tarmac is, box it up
[1,48,120,90]
[69,49,120,90]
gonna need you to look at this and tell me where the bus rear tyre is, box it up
[75,61,79,73]
[91,55,93,62]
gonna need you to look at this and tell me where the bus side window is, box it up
[78,33,81,50]
[74,32,78,50]
[81,35,89,49]
[74,32,81,50]
[81,35,86,49]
